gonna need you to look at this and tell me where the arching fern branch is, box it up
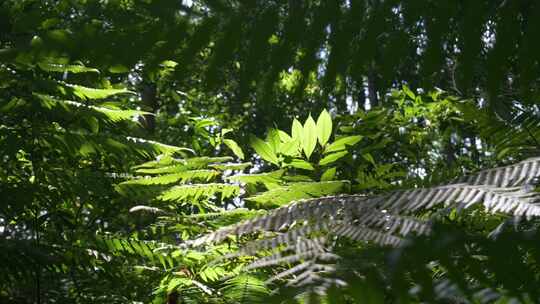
[188,157,540,294]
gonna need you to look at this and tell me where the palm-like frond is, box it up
[219,275,271,304]
[246,181,350,207]
[158,183,241,202]
[460,102,540,158]
[95,237,176,270]
[34,93,149,124]
[119,170,220,186]
[116,156,244,211]
[189,157,540,292]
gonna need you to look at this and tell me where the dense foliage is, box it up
[2,1,540,304]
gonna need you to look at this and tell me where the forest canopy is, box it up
[1,0,540,303]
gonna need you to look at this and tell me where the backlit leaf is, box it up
[250,136,279,165]
[319,151,348,166]
[291,118,303,142]
[223,139,245,160]
[286,159,315,171]
[38,62,99,74]
[279,138,300,156]
[66,84,134,100]
[316,109,332,146]
[324,135,363,154]
[321,167,337,181]
[277,130,293,142]
[302,115,317,159]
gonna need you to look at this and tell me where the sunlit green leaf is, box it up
[223,139,245,160]
[291,118,303,142]
[38,62,99,74]
[324,135,363,154]
[208,162,252,171]
[250,136,279,165]
[362,153,375,165]
[319,151,348,166]
[108,64,130,73]
[279,138,300,156]
[286,159,315,171]
[227,170,284,189]
[402,85,416,100]
[65,84,134,100]
[316,109,332,146]
[302,115,317,159]
[277,130,293,142]
[247,181,349,207]
[266,128,281,153]
[321,167,337,181]
[158,183,241,202]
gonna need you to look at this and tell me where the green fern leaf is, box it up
[227,170,284,189]
[37,62,99,74]
[120,170,220,186]
[158,183,241,202]
[220,275,270,304]
[246,181,350,207]
[63,83,134,100]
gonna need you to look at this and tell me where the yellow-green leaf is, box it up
[66,84,134,100]
[319,150,348,166]
[316,109,332,146]
[38,62,99,74]
[279,138,300,156]
[250,136,279,165]
[277,130,292,142]
[223,139,244,160]
[266,128,281,153]
[402,84,416,100]
[324,135,363,154]
[291,118,303,142]
[109,64,130,73]
[321,167,337,181]
[247,181,349,207]
[286,159,315,171]
[362,152,375,165]
[302,115,317,159]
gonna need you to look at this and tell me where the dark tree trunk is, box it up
[140,82,158,133]
[367,70,379,108]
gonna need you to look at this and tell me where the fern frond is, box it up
[358,213,432,236]
[189,157,540,292]
[0,239,64,283]
[284,265,341,288]
[246,181,350,207]
[189,195,361,246]
[219,275,270,304]
[45,130,187,159]
[245,250,336,271]
[134,156,233,174]
[37,62,100,74]
[34,93,149,123]
[129,205,165,214]
[125,136,191,155]
[331,225,403,246]
[383,184,540,219]
[194,184,539,247]
[266,261,315,284]
[96,237,175,269]
[158,183,241,202]
[61,82,134,100]
[222,229,330,260]
[457,157,540,187]
[208,162,252,171]
[461,103,540,158]
[226,170,285,187]
[120,170,220,186]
